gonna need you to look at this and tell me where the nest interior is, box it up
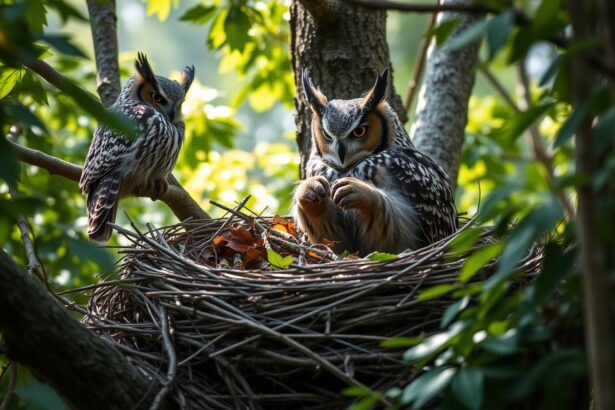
[84,210,543,410]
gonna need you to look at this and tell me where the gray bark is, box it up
[291,0,407,177]
[0,250,173,410]
[87,0,121,106]
[410,0,482,188]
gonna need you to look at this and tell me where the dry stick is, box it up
[209,200,338,261]
[403,1,439,114]
[341,0,497,14]
[479,64,575,220]
[0,362,17,410]
[150,306,177,410]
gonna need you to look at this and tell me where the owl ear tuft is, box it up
[180,65,195,94]
[361,68,389,111]
[135,52,159,88]
[302,69,328,115]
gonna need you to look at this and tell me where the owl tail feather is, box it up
[87,174,122,243]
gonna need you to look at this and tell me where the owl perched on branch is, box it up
[294,69,458,255]
[79,53,194,242]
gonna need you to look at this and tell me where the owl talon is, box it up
[296,176,330,216]
[331,177,378,212]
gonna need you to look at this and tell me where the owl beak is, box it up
[337,143,347,164]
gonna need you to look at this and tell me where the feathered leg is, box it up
[87,173,122,242]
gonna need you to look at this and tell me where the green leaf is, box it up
[451,367,484,410]
[365,251,399,262]
[497,103,555,142]
[343,385,372,397]
[441,296,469,328]
[446,18,489,51]
[43,34,87,58]
[553,100,590,148]
[481,330,519,354]
[380,336,425,348]
[4,103,48,133]
[146,0,178,21]
[402,367,456,408]
[180,4,217,25]
[0,137,20,185]
[417,283,457,301]
[0,67,25,99]
[459,242,503,283]
[429,18,460,46]
[594,108,615,157]
[539,54,562,87]
[486,10,514,60]
[224,6,252,52]
[404,322,467,362]
[533,244,575,304]
[267,248,293,269]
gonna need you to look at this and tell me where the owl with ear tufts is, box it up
[79,53,194,242]
[293,68,458,255]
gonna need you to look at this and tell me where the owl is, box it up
[79,53,194,242]
[293,69,458,255]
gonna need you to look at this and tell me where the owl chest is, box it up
[130,115,183,176]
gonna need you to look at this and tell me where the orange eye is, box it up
[353,126,367,138]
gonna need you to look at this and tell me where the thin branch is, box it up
[86,0,121,106]
[478,65,518,110]
[403,1,439,114]
[0,362,16,410]
[150,306,177,410]
[341,0,497,13]
[8,139,210,221]
[517,63,575,220]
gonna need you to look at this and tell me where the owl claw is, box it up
[296,176,330,216]
[331,177,378,212]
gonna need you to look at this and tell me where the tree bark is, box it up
[0,250,173,410]
[568,1,615,409]
[87,0,121,106]
[290,0,407,177]
[410,0,482,187]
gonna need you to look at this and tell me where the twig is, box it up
[517,63,575,220]
[341,0,497,14]
[403,1,439,114]
[0,362,17,410]
[150,306,177,410]
[478,65,518,110]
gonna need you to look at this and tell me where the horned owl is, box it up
[293,69,458,255]
[79,53,194,242]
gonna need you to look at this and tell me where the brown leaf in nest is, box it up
[212,235,226,247]
[272,215,298,237]
[230,223,254,244]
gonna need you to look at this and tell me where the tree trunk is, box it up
[568,1,615,409]
[0,250,173,410]
[410,0,482,187]
[290,0,407,177]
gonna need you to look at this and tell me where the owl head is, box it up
[134,52,195,124]
[303,68,401,170]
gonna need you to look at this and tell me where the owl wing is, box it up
[79,125,132,193]
[388,147,458,245]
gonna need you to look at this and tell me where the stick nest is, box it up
[84,204,543,409]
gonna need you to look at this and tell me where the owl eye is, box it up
[152,92,164,104]
[352,126,367,138]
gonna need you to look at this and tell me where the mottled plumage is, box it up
[294,69,457,255]
[80,53,194,242]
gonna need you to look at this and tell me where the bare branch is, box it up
[341,0,496,13]
[0,250,175,409]
[86,0,121,106]
[0,362,16,410]
[517,63,575,221]
[9,140,210,221]
[403,2,438,114]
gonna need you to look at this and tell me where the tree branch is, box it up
[410,0,482,188]
[341,0,496,13]
[86,0,121,106]
[403,2,438,114]
[9,140,210,221]
[0,250,174,409]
